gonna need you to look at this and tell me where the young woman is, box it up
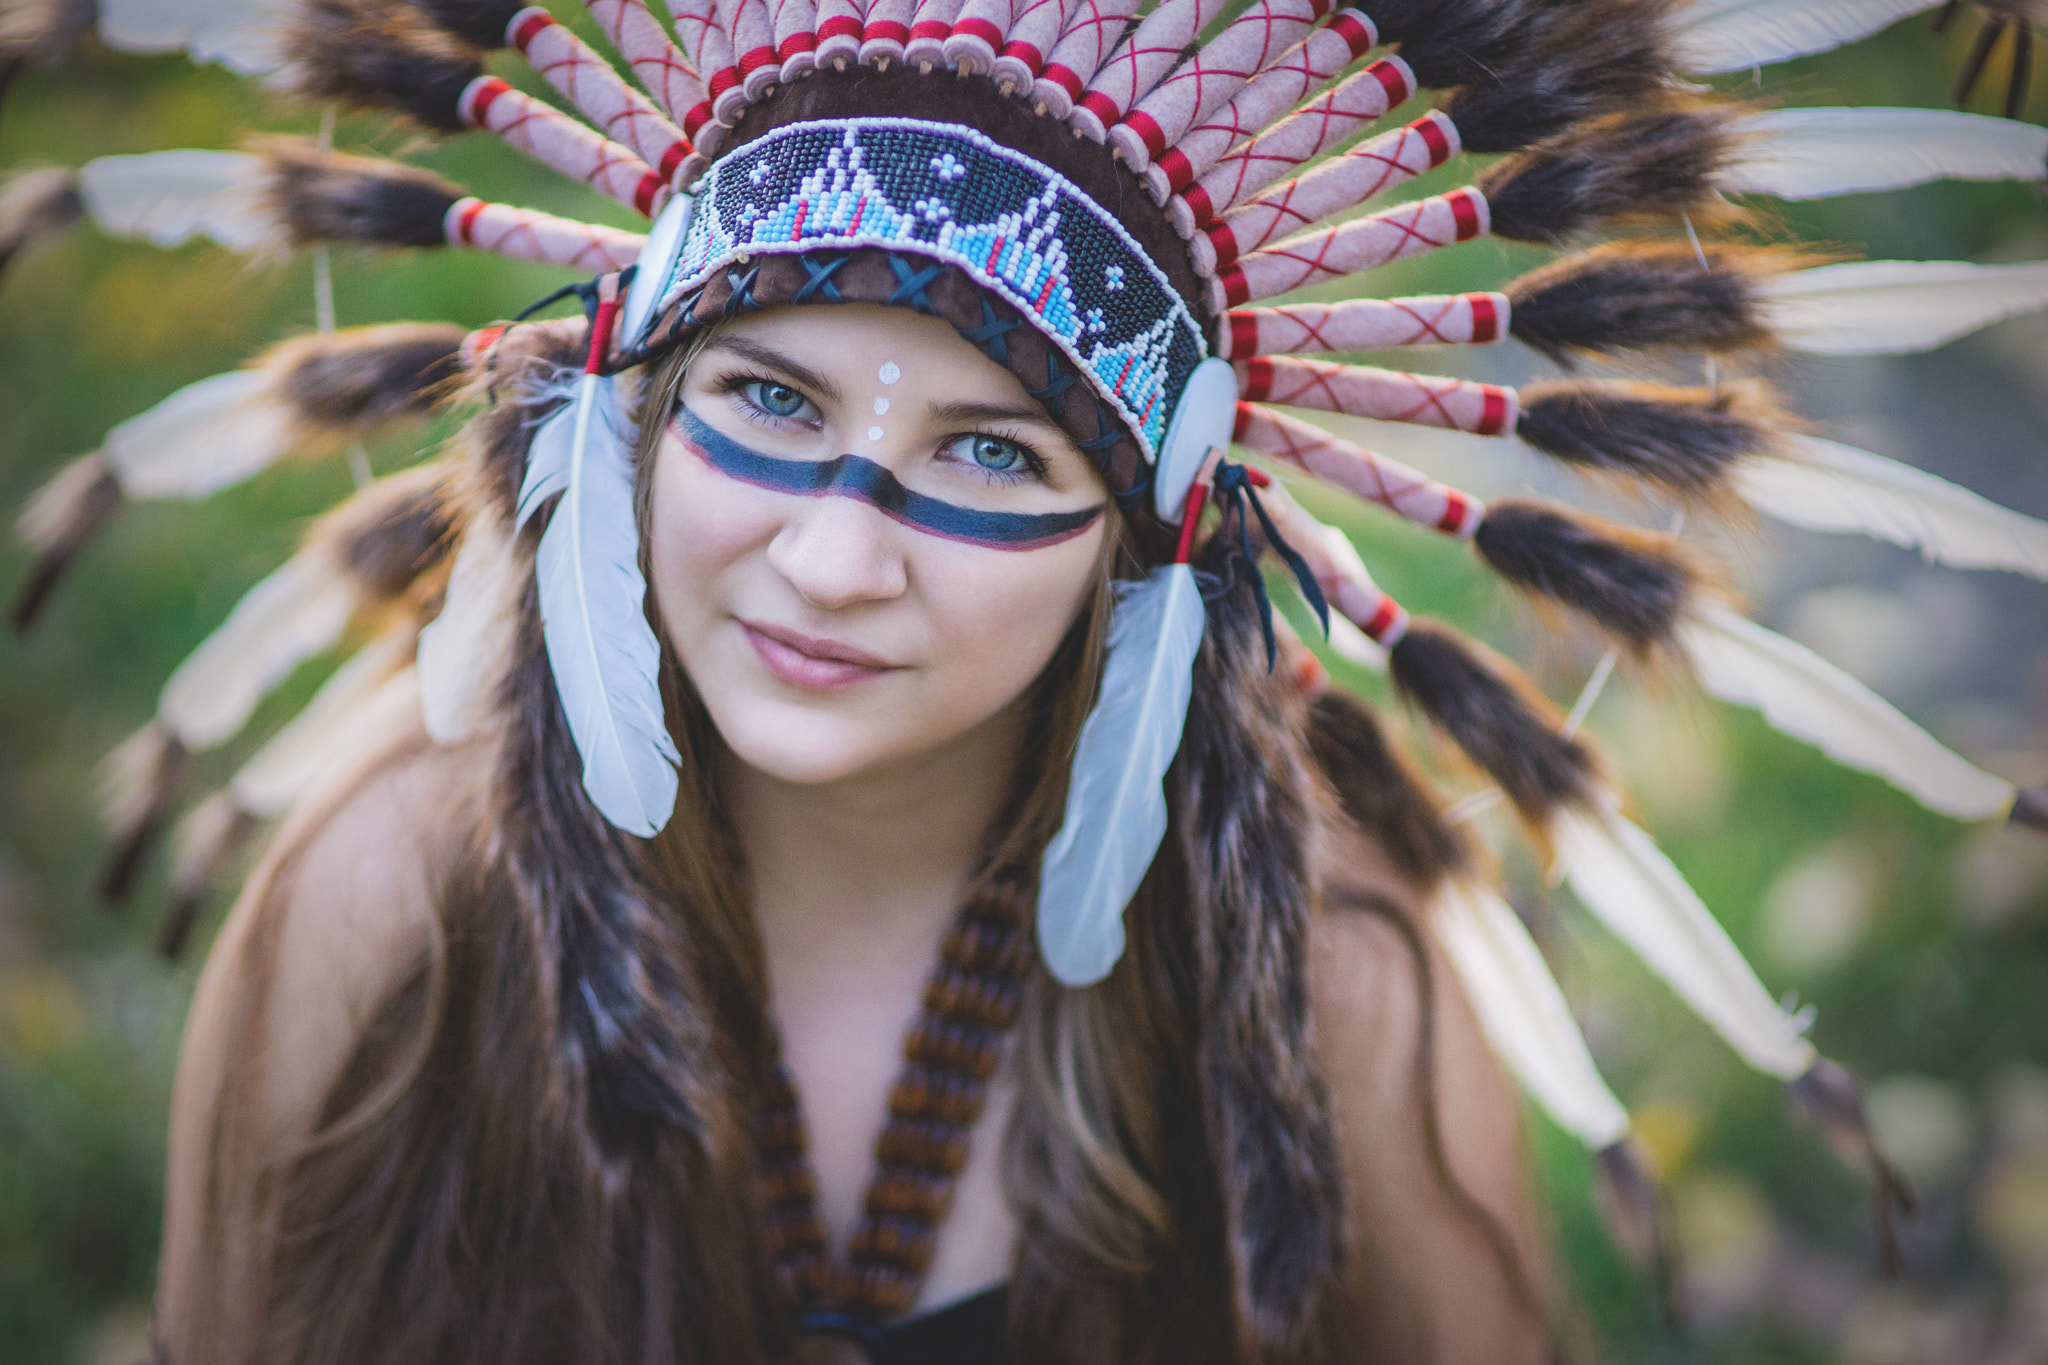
[16,0,2042,1359]
[155,290,1551,1362]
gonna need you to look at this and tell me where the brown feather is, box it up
[1515,378,1788,498]
[1473,500,1701,657]
[11,450,120,631]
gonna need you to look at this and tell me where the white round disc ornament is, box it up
[1154,357,1239,523]
[621,189,696,348]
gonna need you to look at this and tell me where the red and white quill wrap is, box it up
[1031,0,1141,119]
[1237,357,1516,436]
[460,77,670,217]
[769,0,820,79]
[445,198,646,273]
[717,0,780,107]
[1216,292,1508,359]
[510,8,693,187]
[1179,56,1414,232]
[1212,187,1489,311]
[988,0,1068,89]
[1106,0,1334,170]
[1195,111,1459,273]
[943,0,1016,74]
[587,0,712,134]
[905,0,962,67]
[1069,0,1231,142]
[813,0,865,67]
[668,0,737,148]
[861,0,917,64]
[1247,477,1411,644]
[1233,403,1483,537]
[1149,12,1377,210]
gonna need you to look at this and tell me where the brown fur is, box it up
[1389,623,1601,825]
[1515,378,1787,498]
[283,0,481,131]
[1472,500,1700,657]
[415,0,525,49]
[1443,0,1681,153]
[1304,690,1469,891]
[1480,107,1739,247]
[261,140,462,250]
[0,163,80,279]
[1376,0,1551,88]
[1505,240,1803,364]
[269,322,468,430]
[320,464,459,605]
[10,449,119,631]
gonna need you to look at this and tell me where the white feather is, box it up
[1434,880,1632,1148]
[1671,0,1941,73]
[1679,605,2017,820]
[159,549,359,750]
[1722,107,2048,200]
[230,635,420,817]
[100,369,296,499]
[97,0,294,76]
[524,375,680,837]
[1759,259,2048,355]
[1038,564,1206,987]
[1737,436,2048,581]
[1556,804,1818,1080]
[77,150,274,252]
[418,513,521,745]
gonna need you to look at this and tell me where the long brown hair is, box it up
[187,317,1428,1364]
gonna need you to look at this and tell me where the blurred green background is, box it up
[1,7,2045,1362]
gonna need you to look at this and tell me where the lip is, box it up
[738,618,899,691]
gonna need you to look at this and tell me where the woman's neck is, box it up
[725,702,1025,981]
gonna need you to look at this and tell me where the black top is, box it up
[795,1285,1008,1365]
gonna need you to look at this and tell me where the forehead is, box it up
[700,304,1036,407]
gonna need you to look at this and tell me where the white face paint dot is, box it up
[866,425,885,442]
[878,362,902,385]
[873,396,890,415]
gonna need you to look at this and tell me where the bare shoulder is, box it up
[185,728,490,1146]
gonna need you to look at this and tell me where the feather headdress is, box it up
[11,0,2047,1298]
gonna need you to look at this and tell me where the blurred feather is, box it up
[1435,879,1633,1148]
[1038,563,1206,986]
[1721,107,2048,199]
[1679,605,2018,819]
[1671,0,1943,73]
[98,0,295,76]
[230,635,419,816]
[1737,436,2048,580]
[158,548,358,750]
[77,149,274,250]
[1760,259,2048,354]
[11,451,119,631]
[0,165,82,278]
[100,370,295,498]
[1557,803,1819,1078]
[418,512,519,744]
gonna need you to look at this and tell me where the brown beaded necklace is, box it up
[755,871,1034,1325]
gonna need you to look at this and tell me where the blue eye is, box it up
[745,380,808,419]
[953,433,1027,473]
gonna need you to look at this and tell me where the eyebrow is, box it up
[929,398,1059,431]
[698,335,843,405]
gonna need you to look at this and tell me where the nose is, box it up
[765,490,910,609]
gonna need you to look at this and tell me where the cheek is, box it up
[647,439,772,649]
[913,527,1105,718]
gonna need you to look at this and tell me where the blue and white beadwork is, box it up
[654,118,1208,461]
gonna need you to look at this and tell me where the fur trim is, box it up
[324,464,459,605]
[11,450,119,631]
[1377,0,1551,89]
[268,322,468,429]
[1389,623,1599,823]
[1481,107,1738,247]
[1304,689,1469,889]
[1506,240,1793,364]
[1473,501,1700,656]
[1442,0,1680,154]
[417,0,526,50]
[97,723,190,903]
[1515,379,1785,497]
[157,794,259,960]
[261,140,463,250]
[0,164,80,279]
[284,0,483,131]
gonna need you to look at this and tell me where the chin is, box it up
[711,699,907,786]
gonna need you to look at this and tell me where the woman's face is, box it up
[648,303,1112,786]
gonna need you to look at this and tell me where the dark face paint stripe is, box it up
[675,410,1105,551]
